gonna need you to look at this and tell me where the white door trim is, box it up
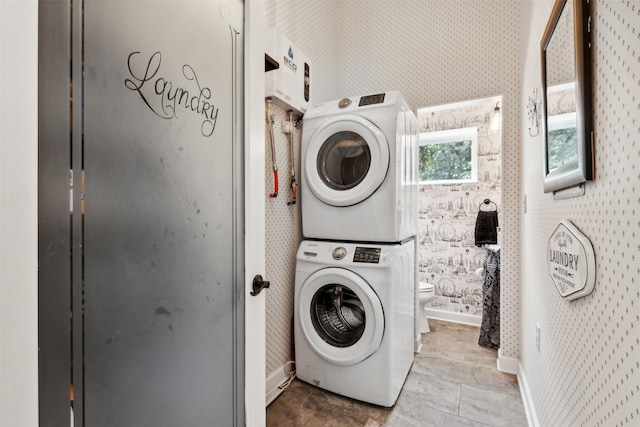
[244,0,266,425]
[0,0,39,425]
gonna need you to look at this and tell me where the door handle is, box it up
[251,275,270,296]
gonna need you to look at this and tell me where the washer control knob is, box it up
[338,98,351,109]
[332,247,347,260]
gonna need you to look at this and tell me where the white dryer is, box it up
[300,91,418,242]
[294,239,415,407]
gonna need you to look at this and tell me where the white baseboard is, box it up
[265,363,293,407]
[496,348,518,374]
[414,333,422,354]
[424,308,481,327]
[497,351,539,426]
[517,361,540,427]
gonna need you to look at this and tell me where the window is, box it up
[418,127,478,184]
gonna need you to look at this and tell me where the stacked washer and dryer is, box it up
[294,91,418,407]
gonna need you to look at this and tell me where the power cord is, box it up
[278,360,296,391]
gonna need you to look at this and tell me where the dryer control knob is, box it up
[332,247,347,260]
[338,98,351,109]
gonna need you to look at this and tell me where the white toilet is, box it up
[418,281,435,333]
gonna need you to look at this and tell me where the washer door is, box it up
[305,115,389,207]
[297,268,384,366]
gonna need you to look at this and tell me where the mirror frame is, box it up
[541,0,593,194]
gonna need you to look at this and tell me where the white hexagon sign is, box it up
[547,220,596,301]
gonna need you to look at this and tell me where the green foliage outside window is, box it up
[419,139,472,182]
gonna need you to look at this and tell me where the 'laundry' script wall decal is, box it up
[124,51,220,137]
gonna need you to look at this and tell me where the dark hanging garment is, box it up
[479,248,500,349]
[474,201,498,246]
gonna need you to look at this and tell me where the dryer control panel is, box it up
[358,93,385,107]
[353,247,381,263]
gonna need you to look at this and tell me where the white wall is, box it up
[0,0,39,425]
[519,0,640,425]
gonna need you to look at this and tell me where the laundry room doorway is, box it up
[416,96,503,327]
[37,0,266,425]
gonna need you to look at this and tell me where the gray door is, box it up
[38,1,245,426]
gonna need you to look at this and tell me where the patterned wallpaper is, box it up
[417,97,502,319]
[334,0,523,359]
[520,0,639,425]
[264,0,339,378]
[264,2,640,425]
[264,0,524,379]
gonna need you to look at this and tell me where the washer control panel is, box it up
[353,247,381,263]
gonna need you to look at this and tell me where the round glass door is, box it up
[310,284,366,347]
[305,115,389,207]
[317,131,371,191]
[297,268,384,366]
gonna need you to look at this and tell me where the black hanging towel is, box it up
[475,199,498,247]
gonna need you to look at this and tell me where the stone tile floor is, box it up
[266,320,528,426]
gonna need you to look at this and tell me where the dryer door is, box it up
[297,267,384,366]
[305,115,389,207]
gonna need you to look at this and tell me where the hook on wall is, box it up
[527,88,542,137]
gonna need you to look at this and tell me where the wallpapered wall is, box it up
[417,97,502,321]
[264,0,524,380]
[520,0,639,425]
[265,3,640,424]
[264,0,339,378]
[334,0,523,361]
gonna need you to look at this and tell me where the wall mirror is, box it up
[541,0,593,194]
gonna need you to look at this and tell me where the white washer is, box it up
[301,91,418,242]
[294,239,415,407]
